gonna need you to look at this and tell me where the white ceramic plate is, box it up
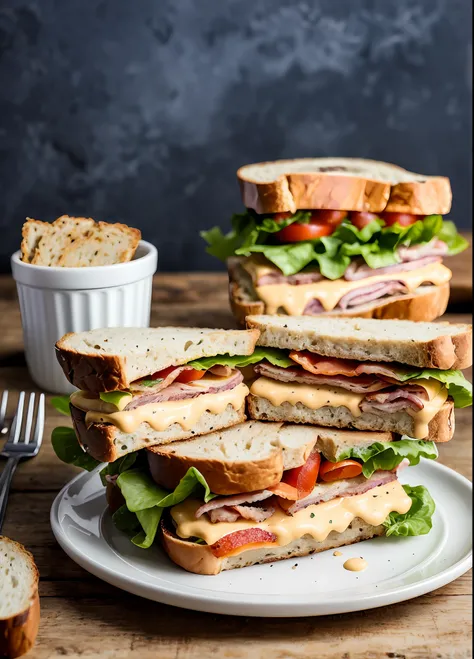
[50,460,472,617]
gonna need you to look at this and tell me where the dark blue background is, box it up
[0,0,471,272]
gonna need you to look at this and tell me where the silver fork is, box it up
[0,391,45,533]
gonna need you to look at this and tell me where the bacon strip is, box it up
[195,490,274,519]
[288,352,414,381]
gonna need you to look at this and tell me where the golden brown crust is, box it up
[55,340,128,393]
[70,403,247,463]
[385,177,452,215]
[147,444,283,496]
[0,538,40,659]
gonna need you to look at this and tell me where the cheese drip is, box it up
[247,261,452,315]
[171,481,412,550]
[81,383,249,433]
[249,377,448,440]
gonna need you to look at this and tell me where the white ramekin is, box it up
[11,240,158,394]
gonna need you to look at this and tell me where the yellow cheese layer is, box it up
[80,382,249,433]
[250,377,448,440]
[243,260,452,315]
[171,481,412,550]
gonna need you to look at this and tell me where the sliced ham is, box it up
[232,503,276,522]
[398,239,448,261]
[338,281,408,310]
[302,299,325,315]
[130,365,192,394]
[125,370,243,408]
[254,363,390,393]
[361,385,427,414]
[257,270,323,286]
[344,256,442,281]
[208,365,233,377]
[195,490,274,519]
[288,351,413,381]
[286,470,397,515]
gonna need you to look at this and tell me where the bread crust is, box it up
[56,342,128,393]
[0,537,40,659]
[247,396,455,443]
[161,519,384,575]
[70,403,247,462]
[228,258,451,327]
[147,443,283,496]
[237,158,452,215]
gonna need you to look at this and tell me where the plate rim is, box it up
[50,460,472,617]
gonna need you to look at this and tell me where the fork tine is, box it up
[33,393,45,449]
[10,392,25,444]
[0,391,8,433]
[23,393,36,444]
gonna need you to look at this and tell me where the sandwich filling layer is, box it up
[243,258,452,315]
[171,480,412,552]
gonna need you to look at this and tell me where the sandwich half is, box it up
[245,316,472,442]
[201,158,469,324]
[55,326,261,461]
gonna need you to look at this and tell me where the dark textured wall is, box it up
[0,0,471,272]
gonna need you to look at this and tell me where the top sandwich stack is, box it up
[202,158,468,324]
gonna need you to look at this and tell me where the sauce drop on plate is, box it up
[333,551,342,557]
[343,557,367,572]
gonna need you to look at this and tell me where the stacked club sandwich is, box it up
[202,158,468,324]
[52,318,472,575]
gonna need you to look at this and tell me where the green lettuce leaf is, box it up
[99,391,132,407]
[99,452,140,487]
[187,347,293,370]
[51,426,101,471]
[338,440,438,478]
[51,396,71,416]
[202,211,468,277]
[112,504,141,535]
[383,484,435,536]
[115,466,216,549]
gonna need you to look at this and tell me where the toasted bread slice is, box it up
[20,218,54,263]
[56,326,260,392]
[161,519,384,575]
[247,395,455,443]
[245,315,472,370]
[237,158,452,215]
[147,421,321,495]
[0,536,40,658]
[228,257,450,326]
[31,215,95,266]
[57,222,141,267]
[70,401,247,462]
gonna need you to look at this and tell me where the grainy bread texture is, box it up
[161,519,384,575]
[20,216,141,267]
[0,536,40,658]
[147,421,319,495]
[313,427,396,461]
[70,402,247,462]
[56,326,260,392]
[247,395,455,443]
[237,158,452,215]
[228,257,450,325]
[245,315,472,370]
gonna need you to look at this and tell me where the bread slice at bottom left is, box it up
[161,519,383,575]
[0,536,40,658]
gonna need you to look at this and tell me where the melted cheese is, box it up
[249,261,452,315]
[250,377,448,440]
[71,391,131,414]
[171,481,412,550]
[250,376,365,417]
[82,383,249,433]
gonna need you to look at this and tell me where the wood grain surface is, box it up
[0,264,472,659]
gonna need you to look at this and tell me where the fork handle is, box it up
[0,456,20,534]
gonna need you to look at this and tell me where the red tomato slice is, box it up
[313,210,347,225]
[149,366,177,380]
[210,528,277,557]
[349,212,380,230]
[380,212,420,227]
[276,219,334,242]
[319,459,363,482]
[282,451,321,499]
[273,212,293,222]
[175,369,206,384]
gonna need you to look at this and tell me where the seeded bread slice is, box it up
[56,326,260,392]
[31,216,95,266]
[57,222,141,267]
[0,536,40,658]
[247,395,455,443]
[228,257,450,326]
[245,315,472,370]
[70,402,247,462]
[237,158,452,215]
[20,218,53,263]
[147,421,319,495]
[161,519,384,575]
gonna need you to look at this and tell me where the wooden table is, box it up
[0,257,472,659]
